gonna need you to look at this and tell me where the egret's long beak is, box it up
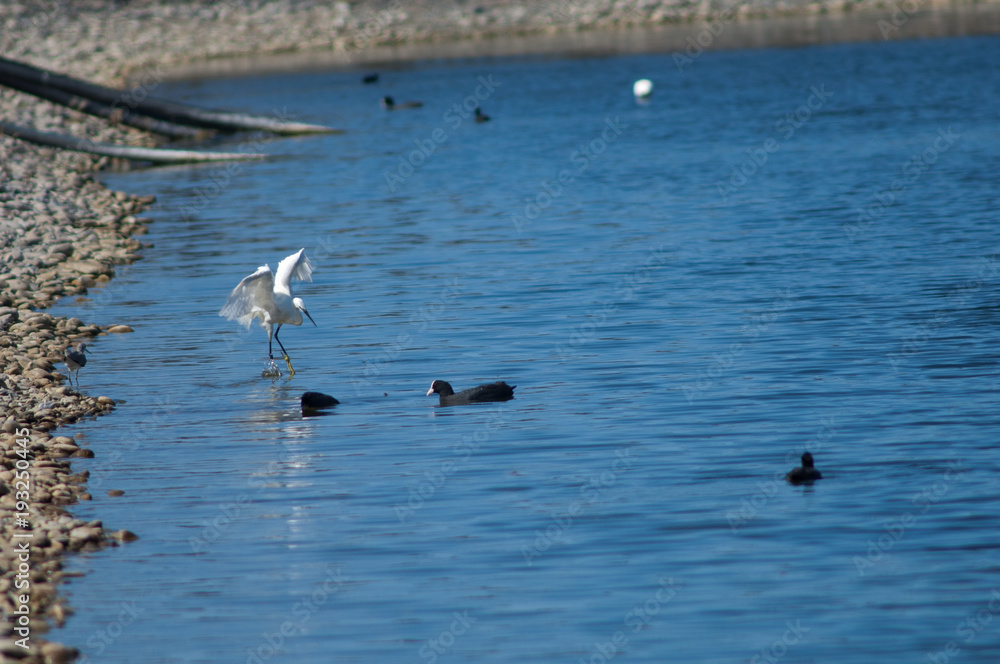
[302,308,317,327]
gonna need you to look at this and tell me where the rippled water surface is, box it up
[50,35,1000,663]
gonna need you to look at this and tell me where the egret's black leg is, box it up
[274,324,295,376]
[274,325,290,358]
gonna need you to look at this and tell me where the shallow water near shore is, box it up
[50,35,1000,662]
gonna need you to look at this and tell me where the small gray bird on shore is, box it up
[64,342,89,387]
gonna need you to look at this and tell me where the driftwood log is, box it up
[0,74,207,139]
[0,122,266,164]
[0,56,339,135]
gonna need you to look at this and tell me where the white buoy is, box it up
[633,78,653,99]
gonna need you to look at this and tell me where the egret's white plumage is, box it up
[220,248,316,376]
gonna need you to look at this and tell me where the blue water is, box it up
[50,35,1000,663]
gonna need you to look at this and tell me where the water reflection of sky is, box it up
[51,35,1000,663]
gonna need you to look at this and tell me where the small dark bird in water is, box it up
[64,342,89,387]
[426,380,515,406]
[362,73,379,84]
[301,391,340,412]
[474,107,490,123]
[381,95,423,110]
[786,452,823,484]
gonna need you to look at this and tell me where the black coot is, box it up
[301,391,340,412]
[381,95,423,110]
[426,380,515,406]
[786,452,823,484]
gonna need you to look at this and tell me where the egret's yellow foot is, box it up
[283,355,295,377]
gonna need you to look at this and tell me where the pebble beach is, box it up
[1,0,997,660]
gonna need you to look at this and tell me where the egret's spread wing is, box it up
[274,248,315,294]
[219,265,276,329]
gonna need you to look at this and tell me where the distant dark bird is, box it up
[64,342,89,387]
[474,107,490,123]
[362,73,379,84]
[301,391,340,412]
[786,452,823,484]
[426,380,515,406]
[381,95,423,110]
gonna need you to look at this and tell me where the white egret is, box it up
[219,248,316,377]
[64,342,89,387]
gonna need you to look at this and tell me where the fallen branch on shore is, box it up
[0,56,339,135]
[0,74,209,140]
[0,122,266,164]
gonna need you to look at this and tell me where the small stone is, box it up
[69,526,101,546]
[40,640,79,664]
[107,489,125,497]
[96,396,116,406]
[106,324,133,333]
[0,638,29,659]
[63,259,109,276]
[111,529,139,542]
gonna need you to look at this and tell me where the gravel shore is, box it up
[1,0,996,661]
